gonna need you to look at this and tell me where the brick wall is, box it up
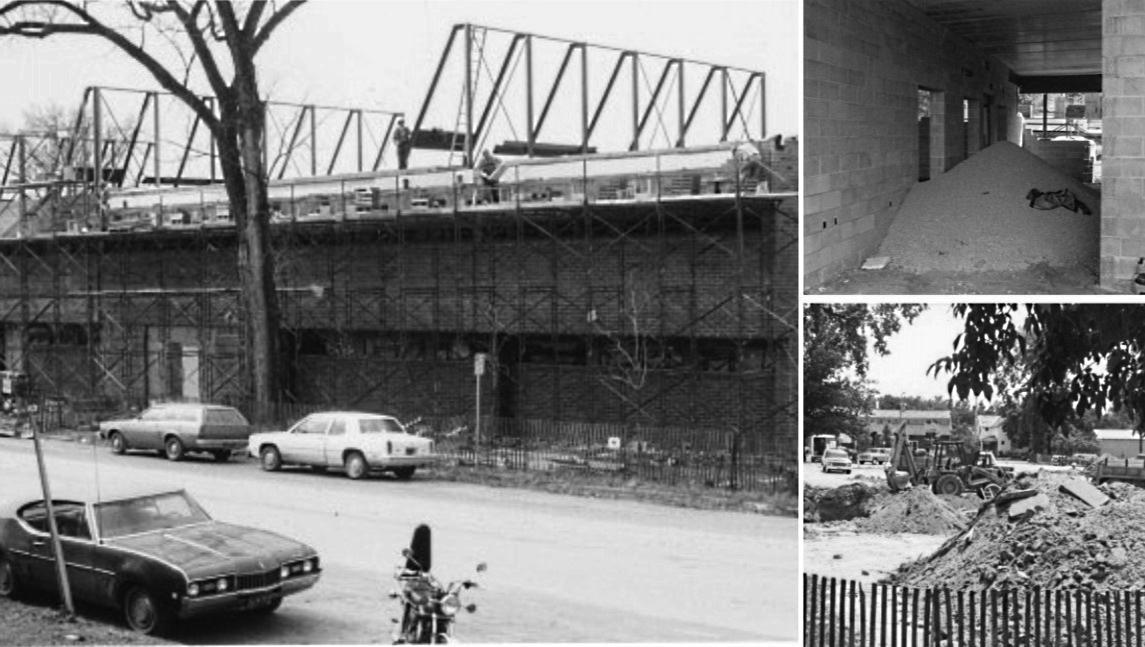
[804,0,1019,288]
[1103,0,1145,289]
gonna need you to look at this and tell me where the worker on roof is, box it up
[734,142,770,192]
[476,149,504,204]
[394,118,412,170]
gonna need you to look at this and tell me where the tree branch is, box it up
[0,0,218,130]
[251,0,304,57]
[240,0,265,41]
[165,1,229,102]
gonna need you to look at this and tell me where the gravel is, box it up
[878,141,1100,273]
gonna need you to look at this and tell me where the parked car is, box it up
[0,488,320,635]
[821,448,853,474]
[98,403,252,462]
[248,411,438,480]
[857,447,892,465]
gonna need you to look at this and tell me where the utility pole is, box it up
[474,353,486,454]
[31,423,75,618]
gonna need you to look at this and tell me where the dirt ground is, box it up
[810,262,1109,296]
[0,596,166,646]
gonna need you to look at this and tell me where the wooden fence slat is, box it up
[912,588,920,647]
[1026,589,1033,646]
[833,577,842,645]
[922,589,930,647]
[1117,591,1124,647]
[810,574,818,647]
[819,573,827,647]
[991,589,999,647]
[850,579,857,647]
[1136,590,1141,647]
[957,590,965,647]
[1035,588,1042,647]
[970,590,980,645]
[1088,590,1096,647]
[859,582,867,647]
[881,584,888,647]
[943,588,952,647]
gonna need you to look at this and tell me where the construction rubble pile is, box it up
[804,482,884,523]
[893,472,1145,590]
[878,141,1100,274]
[855,486,966,536]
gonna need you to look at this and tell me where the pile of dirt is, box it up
[893,471,1145,590]
[878,141,1099,274]
[855,486,967,535]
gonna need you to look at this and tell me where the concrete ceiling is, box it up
[906,0,1103,81]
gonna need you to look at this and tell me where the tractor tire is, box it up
[934,474,964,497]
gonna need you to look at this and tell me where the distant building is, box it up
[864,409,952,446]
[976,415,1012,454]
[1094,429,1145,459]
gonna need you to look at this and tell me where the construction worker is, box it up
[735,142,770,192]
[394,118,412,170]
[476,149,503,204]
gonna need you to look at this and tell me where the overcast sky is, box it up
[865,306,970,402]
[0,0,799,140]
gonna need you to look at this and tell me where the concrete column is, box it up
[1102,0,1145,290]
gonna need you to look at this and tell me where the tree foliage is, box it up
[932,305,1145,449]
[803,304,925,438]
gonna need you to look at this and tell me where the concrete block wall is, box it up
[1103,0,1145,290]
[1023,138,1095,184]
[804,0,1019,288]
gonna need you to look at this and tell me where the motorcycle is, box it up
[390,524,485,644]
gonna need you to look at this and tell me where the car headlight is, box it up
[281,565,291,579]
[217,578,228,592]
[302,560,313,573]
[187,583,200,597]
[440,593,461,617]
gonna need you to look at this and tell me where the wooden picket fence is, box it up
[805,574,1145,646]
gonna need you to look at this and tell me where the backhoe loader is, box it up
[884,423,1013,499]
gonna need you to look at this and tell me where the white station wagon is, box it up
[248,412,437,480]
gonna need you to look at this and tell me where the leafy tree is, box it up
[803,304,925,439]
[932,304,1145,453]
[0,1,307,415]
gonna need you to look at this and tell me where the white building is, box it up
[976,414,1012,454]
[1094,429,1145,459]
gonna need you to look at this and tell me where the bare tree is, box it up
[0,1,307,415]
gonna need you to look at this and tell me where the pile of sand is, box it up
[855,486,967,536]
[879,142,1100,273]
[893,472,1145,590]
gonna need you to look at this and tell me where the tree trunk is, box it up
[216,91,281,420]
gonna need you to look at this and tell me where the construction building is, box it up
[804,0,1129,293]
[0,25,798,466]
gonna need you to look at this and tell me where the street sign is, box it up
[474,353,487,376]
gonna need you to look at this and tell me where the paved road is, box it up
[0,438,797,643]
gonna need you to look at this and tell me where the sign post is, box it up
[474,353,487,453]
[31,423,75,618]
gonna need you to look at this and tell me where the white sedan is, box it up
[248,411,438,480]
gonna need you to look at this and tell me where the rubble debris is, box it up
[861,256,891,270]
[855,486,966,536]
[878,141,1099,274]
[1059,477,1110,509]
[892,471,1145,590]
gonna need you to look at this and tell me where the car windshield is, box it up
[95,491,211,539]
[359,418,404,433]
[824,449,849,459]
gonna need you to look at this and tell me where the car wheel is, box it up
[164,436,185,462]
[0,554,21,599]
[260,446,282,471]
[211,450,231,462]
[109,432,127,455]
[345,452,368,480]
[123,585,172,635]
[393,466,416,480]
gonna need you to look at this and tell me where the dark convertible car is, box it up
[0,488,320,634]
